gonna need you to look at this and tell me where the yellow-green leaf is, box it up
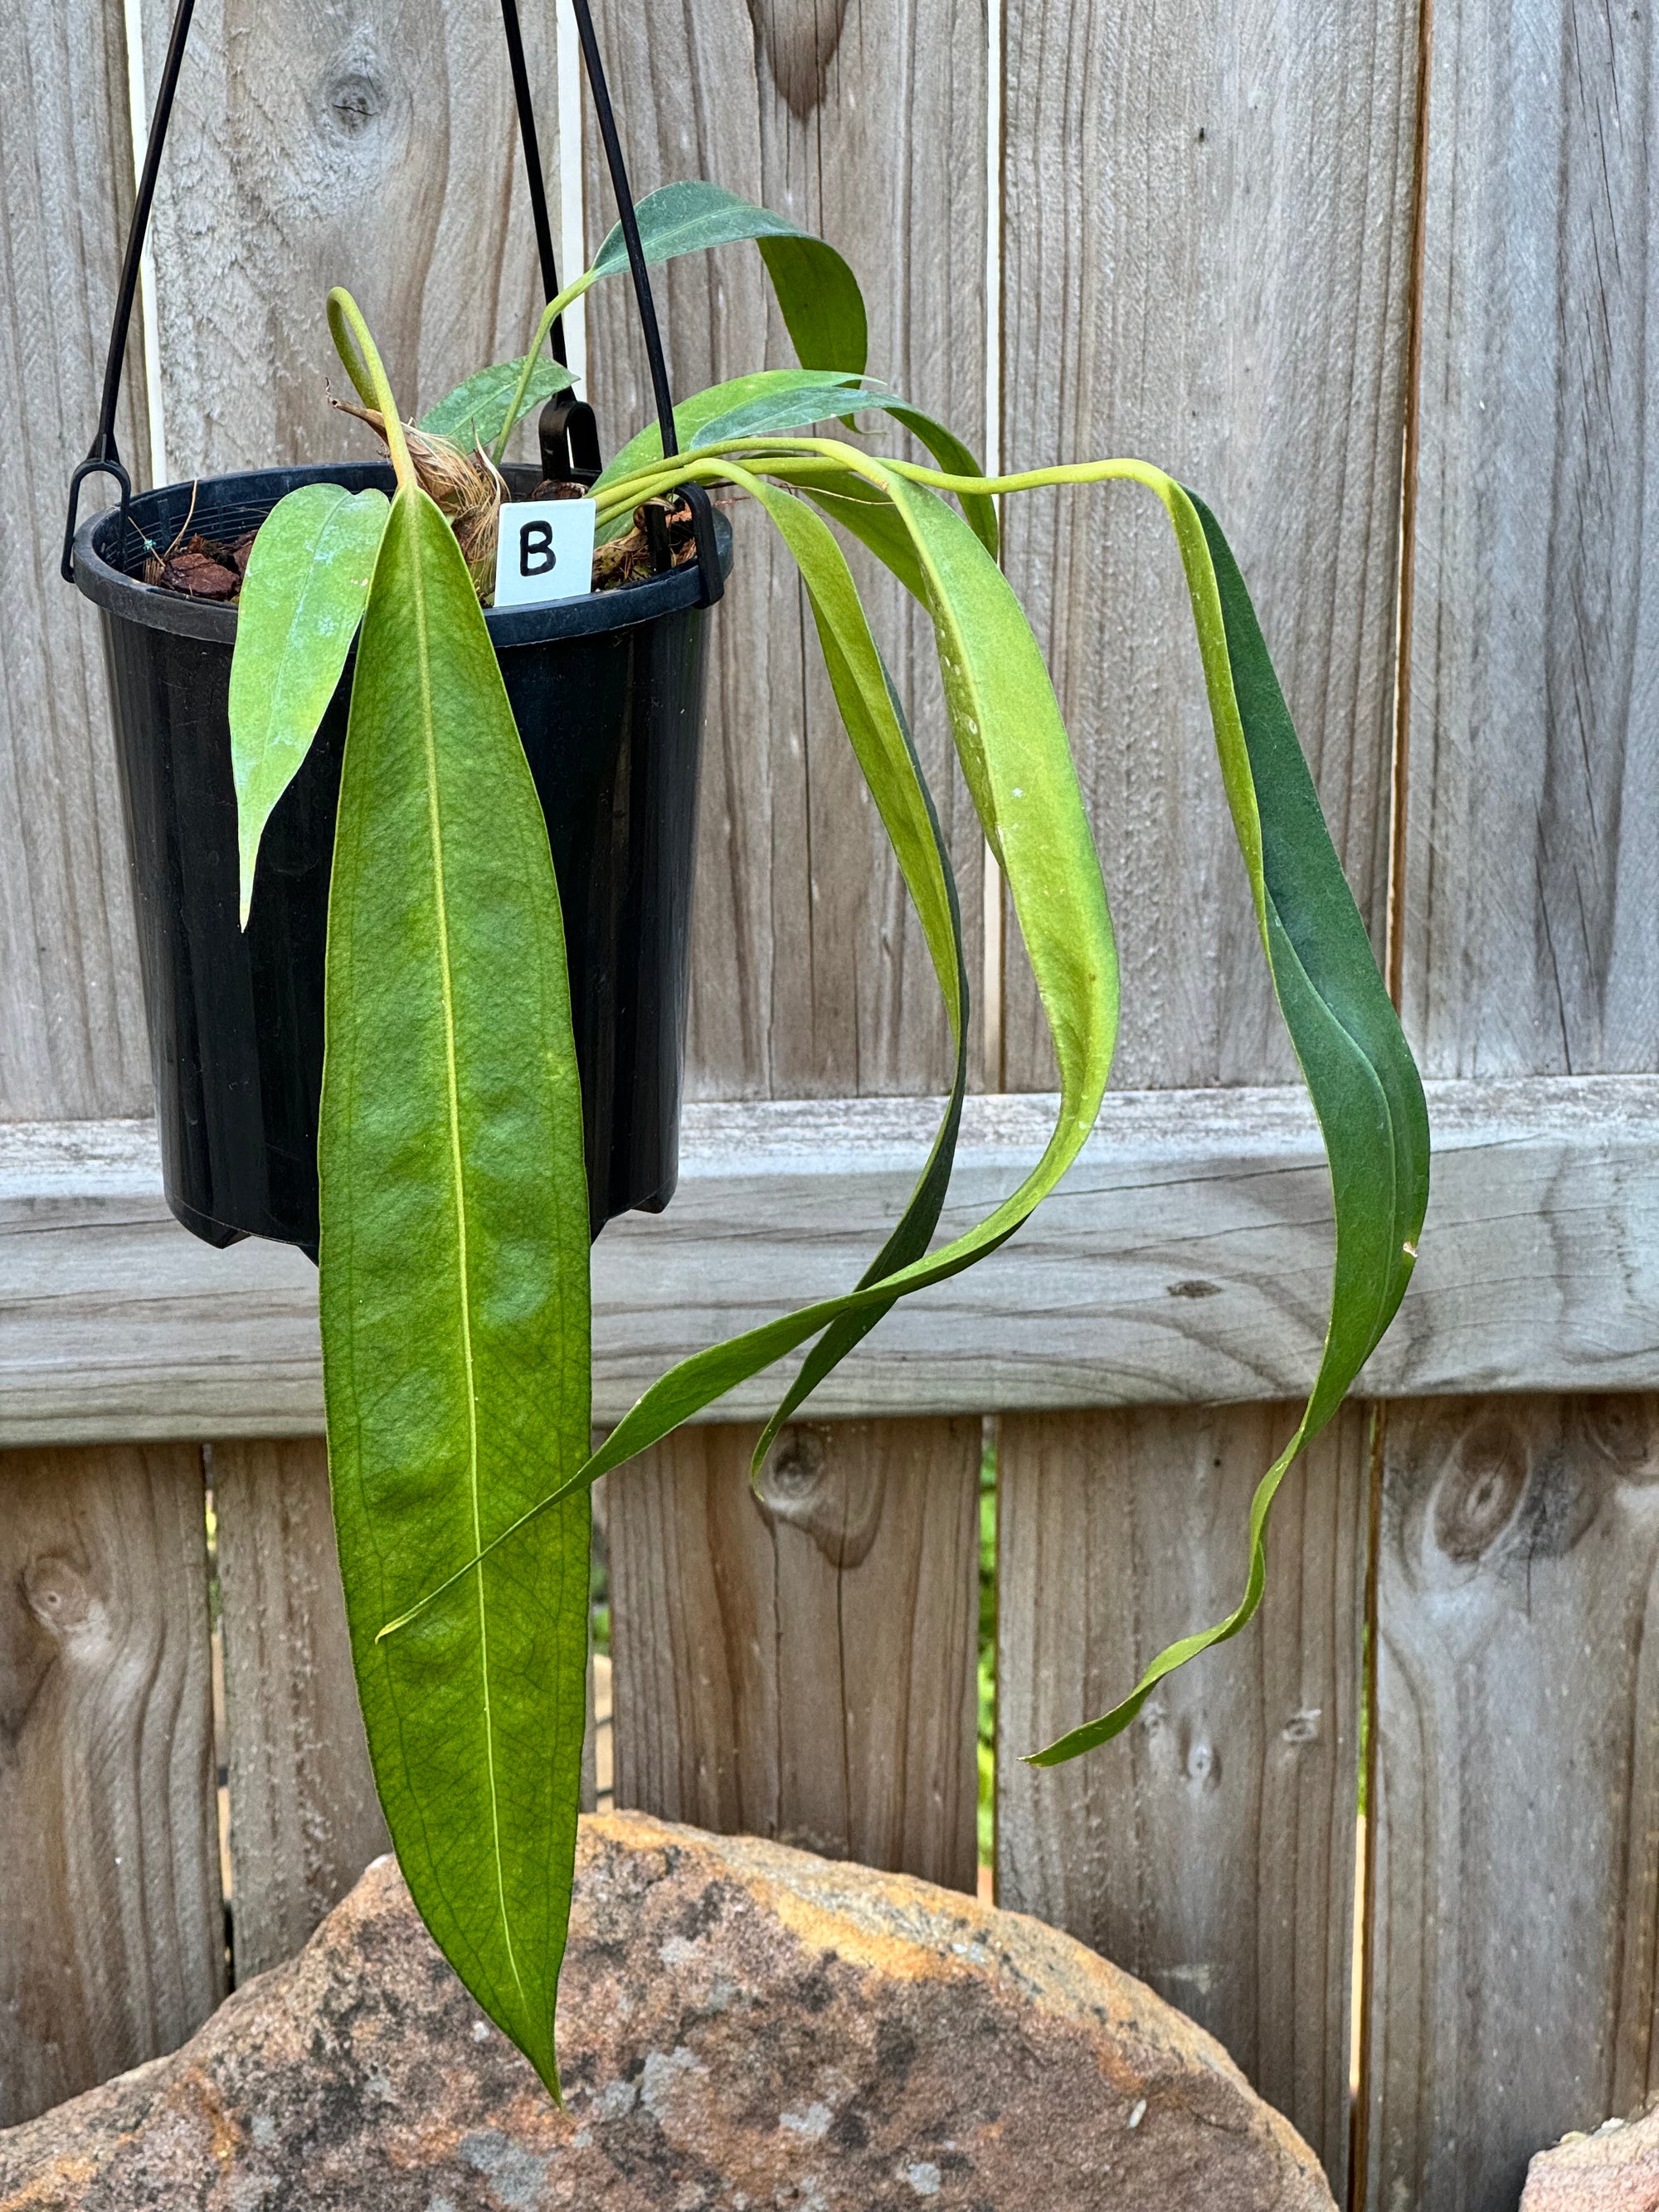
[228,482,387,926]
[319,484,591,2095]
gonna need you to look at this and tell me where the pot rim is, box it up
[71,459,732,648]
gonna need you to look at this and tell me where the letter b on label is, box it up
[519,519,557,577]
[493,497,596,609]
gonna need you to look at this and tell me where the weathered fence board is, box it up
[1399,0,1659,1083]
[143,0,558,474]
[0,0,151,1121]
[993,3,1420,2187]
[8,1075,1656,1442]
[583,0,988,1101]
[1367,1396,1659,2212]
[0,1442,223,2129]
[999,0,1419,1093]
[608,1417,980,1891]
[212,1438,386,1981]
[997,1402,1368,2190]
[1366,3,1659,2203]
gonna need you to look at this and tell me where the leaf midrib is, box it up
[410,505,526,2015]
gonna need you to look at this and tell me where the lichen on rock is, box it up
[0,1811,1335,2210]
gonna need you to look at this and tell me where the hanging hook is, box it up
[61,0,195,580]
[64,0,716,600]
[498,0,600,483]
[564,0,722,604]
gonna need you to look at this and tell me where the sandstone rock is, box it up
[1521,2103,1659,2211]
[0,1811,1333,2210]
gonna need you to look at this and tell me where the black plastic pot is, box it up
[73,462,731,1254]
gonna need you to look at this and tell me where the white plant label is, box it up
[492,498,597,609]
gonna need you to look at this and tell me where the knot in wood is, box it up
[1181,1727,1221,1791]
[1581,1395,1655,1475]
[22,1552,102,1643]
[754,1426,885,1568]
[319,58,391,142]
[747,0,852,119]
[1433,1419,1528,1563]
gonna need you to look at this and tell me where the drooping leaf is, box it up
[419,351,576,451]
[1022,481,1429,1763]
[755,236,868,376]
[591,182,868,374]
[379,440,1428,1775]
[319,483,592,2095]
[377,466,1121,1636]
[734,474,970,1465]
[227,482,388,926]
[760,450,1428,1752]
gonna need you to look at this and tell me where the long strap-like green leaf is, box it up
[381,441,1428,1769]
[320,482,591,2093]
[746,445,1429,1756]
[377,468,1121,1641]
[730,469,971,1470]
[1022,481,1428,1760]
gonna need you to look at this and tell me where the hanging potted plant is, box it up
[63,0,1428,2107]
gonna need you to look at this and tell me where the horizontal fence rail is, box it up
[3,1076,1656,1444]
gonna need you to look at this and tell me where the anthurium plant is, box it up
[225,181,1428,2097]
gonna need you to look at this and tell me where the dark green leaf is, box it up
[591,182,868,374]
[419,352,576,450]
[319,484,592,2094]
[755,236,868,373]
[1024,482,1429,1764]
[228,483,388,926]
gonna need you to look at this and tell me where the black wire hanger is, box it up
[62,0,722,606]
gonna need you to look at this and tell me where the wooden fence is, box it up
[2,0,1655,2206]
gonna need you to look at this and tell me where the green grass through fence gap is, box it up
[979,1421,997,1871]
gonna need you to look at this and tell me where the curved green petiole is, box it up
[327,289,416,493]
[486,273,596,469]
